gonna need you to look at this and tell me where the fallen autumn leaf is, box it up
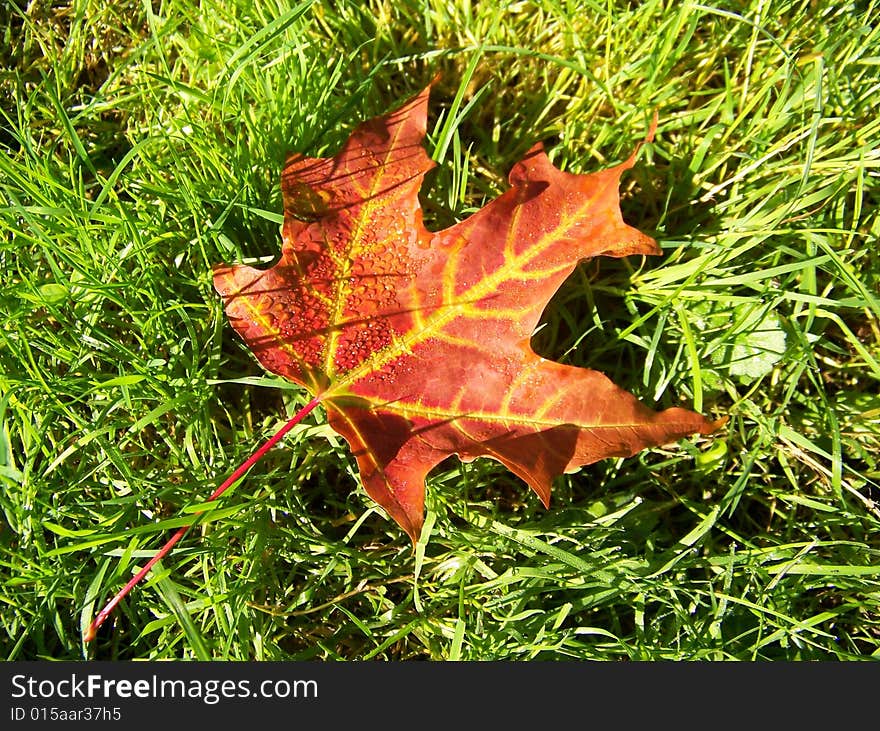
[214,84,725,541]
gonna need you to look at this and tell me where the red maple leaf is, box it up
[213,86,723,542]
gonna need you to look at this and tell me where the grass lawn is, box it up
[2,0,879,660]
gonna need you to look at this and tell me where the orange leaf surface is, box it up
[214,86,723,541]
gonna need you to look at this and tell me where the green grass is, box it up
[2,0,879,660]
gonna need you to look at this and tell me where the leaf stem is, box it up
[84,394,323,643]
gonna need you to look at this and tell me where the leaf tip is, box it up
[427,70,442,90]
[402,514,423,546]
[619,113,660,172]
